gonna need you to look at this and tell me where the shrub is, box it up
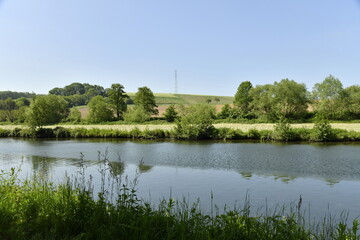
[175,104,216,140]
[67,108,82,123]
[272,120,294,141]
[123,107,150,123]
[163,105,178,122]
[310,118,334,142]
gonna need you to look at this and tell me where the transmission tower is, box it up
[174,70,178,94]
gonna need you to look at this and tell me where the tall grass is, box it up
[1,125,360,141]
[0,153,359,239]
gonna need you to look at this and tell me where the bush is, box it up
[175,104,216,140]
[310,119,334,142]
[123,107,150,123]
[67,108,82,123]
[163,105,178,122]
[272,120,295,141]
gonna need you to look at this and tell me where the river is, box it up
[1,138,360,221]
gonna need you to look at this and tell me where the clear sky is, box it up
[0,0,359,95]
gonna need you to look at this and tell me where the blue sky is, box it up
[0,0,359,95]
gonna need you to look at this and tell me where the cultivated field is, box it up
[126,93,235,105]
[75,93,234,119]
[2,123,360,132]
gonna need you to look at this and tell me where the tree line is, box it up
[0,83,159,127]
[228,75,360,121]
[1,75,360,127]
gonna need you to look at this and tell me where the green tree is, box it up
[108,83,128,120]
[344,85,360,119]
[312,75,345,119]
[175,104,216,139]
[67,108,82,123]
[272,79,308,119]
[15,97,30,107]
[134,86,158,115]
[27,95,69,128]
[163,104,178,122]
[0,98,17,122]
[217,104,232,119]
[87,96,113,123]
[249,84,277,121]
[234,81,253,117]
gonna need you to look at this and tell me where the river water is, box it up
[1,138,360,220]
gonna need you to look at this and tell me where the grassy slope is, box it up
[77,93,234,118]
[127,93,234,105]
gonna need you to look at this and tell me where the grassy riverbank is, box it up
[1,159,359,240]
[1,123,360,141]
[2,123,360,132]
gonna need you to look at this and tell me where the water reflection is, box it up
[273,175,296,184]
[29,155,56,179]
[138,158,153,173]
[109,161,125,176]
[1,139,360,183]
[239,172,252,179]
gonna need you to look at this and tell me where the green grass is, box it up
[126,92,234,105]
[1,155,359,239]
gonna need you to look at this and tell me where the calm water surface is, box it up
[1,138,360,220]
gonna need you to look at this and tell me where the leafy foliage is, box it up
[234,81,253,117]
[312,75,345,119]
[134,86,158,115]
[272,119,294,141]
[175,104,216,139]
[108,83,128,120]
[217,104,232,119]
[0,91,32,100]
[123,107,150,123]
[310,115,334,141]
[249,84,277,121]
[87,96,113,123]
[163,105,178,122]
[272,79,308,119]
[26,95,69,128]
[67,108,82,123]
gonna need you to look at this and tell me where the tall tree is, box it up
[313,75,343,101]
[234,81,253,117]
[87,96,113,123]
[249,84,277,121]
[27,95,69,128]
[272,79,308,119]
[108,84,128,120]
[312,75,345,119]
[343,85,360,119]
[134,86,158,115]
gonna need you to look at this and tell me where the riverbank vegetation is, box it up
[1,121,360,142]
[1,157,359,240]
